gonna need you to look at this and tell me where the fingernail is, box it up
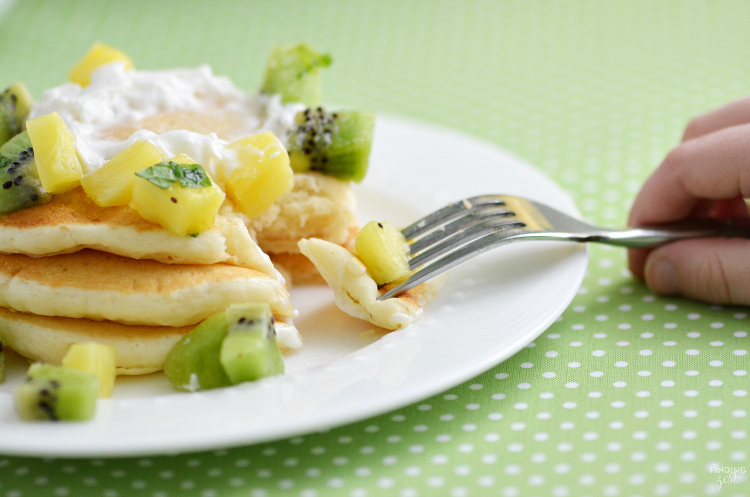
[647,259,679,295]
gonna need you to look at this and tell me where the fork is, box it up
[377,194,750,300]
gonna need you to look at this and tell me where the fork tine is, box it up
[409,217,526,269]
[401,195,507,239]
[408,206,515,254]
[379,227,531,300]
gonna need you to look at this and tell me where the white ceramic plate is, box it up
[0,116,588,457]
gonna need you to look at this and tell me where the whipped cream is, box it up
[29,63,305,182]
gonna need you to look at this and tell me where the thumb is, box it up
[643,238,750,305]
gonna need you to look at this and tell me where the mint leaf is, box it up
[136,161,211,189]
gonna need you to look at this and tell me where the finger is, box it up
[642,238,750,305]
[628,122,750,228]
[682,96,750,141]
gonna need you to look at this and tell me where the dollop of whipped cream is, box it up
[28,63,305,181]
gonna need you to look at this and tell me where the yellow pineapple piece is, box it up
[81,141,164,207]
[130,159,225,236]
[69,42,134,87]
[25,112,83,194]
[226,132,293,218]
[61,342,117,398]
[355,221,411,286]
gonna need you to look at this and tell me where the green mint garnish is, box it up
[296,45,332,80]
[136,161,212,190]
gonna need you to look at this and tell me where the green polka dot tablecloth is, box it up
[0,0,748,496]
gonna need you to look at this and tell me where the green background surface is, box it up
[0,0,748,496]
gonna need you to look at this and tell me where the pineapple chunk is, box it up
[69,42,134,87]
[226,132,293,218]
[61,342,117,398]
[25,112,83,194]
[355,221,411,286]
[81,141,164,206]
[130,159,225,236]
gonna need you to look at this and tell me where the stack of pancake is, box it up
[0,186,303,375]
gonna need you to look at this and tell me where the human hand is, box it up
[628,97,750,305]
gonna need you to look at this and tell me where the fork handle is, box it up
[591,217,750,248]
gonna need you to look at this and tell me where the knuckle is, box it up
[661,144,690,175]
[693,252,732,303]
[682,116,706,141]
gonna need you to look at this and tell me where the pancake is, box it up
[0,307,301,375]
[0,249,295,327]
[298,238,444,330]
[250,173,357,255]
[0,187,278,278]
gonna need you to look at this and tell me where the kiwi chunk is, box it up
[219,303,284,384]
[164,312,232,392]
[287,108,375,182]
[0,82,33,146]
[14,364,99,421]
[355,221,411,286]
[0,131,51,215]
[261,44,332,108]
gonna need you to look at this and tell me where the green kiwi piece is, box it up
[287,108,375,182]
[0,83,33,146]
[261,44,332,108]
[219,303,284,385]
[14,363,99,421]
[164,312,232,392]
[0,131,50,215]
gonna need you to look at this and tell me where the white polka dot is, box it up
[687,332,700,338]
[663,341,677,346]
[638,371,651,376]
[685,390,699,397]
[686,349,700,355]
[734,390,747,397]
[613,381,627,388]
[592,350,605,356]
[537,412,551,420]
[543,372,556,378]
[495,373,509,380]
[615,361,628,367]
[563,402,577,409]
[686,370,699,376]
[590,371,604,377]
[546,351,559,357]
[641,332,653,338]
[594,333,607,338]
[687,313,700,320]
[540,392,554,399]
[517,383,531,390]
[660,400,674,407]
[588,391,602,398]
[639,350,652,356]
[636,390,651,397]
[611,401,626,408]
[565,382,579,389]
[662,361,675,367]
[567,362,580,368]
[735,349,748,356]
[661,380,675,387]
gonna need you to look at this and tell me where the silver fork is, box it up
[377,194,750,300]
